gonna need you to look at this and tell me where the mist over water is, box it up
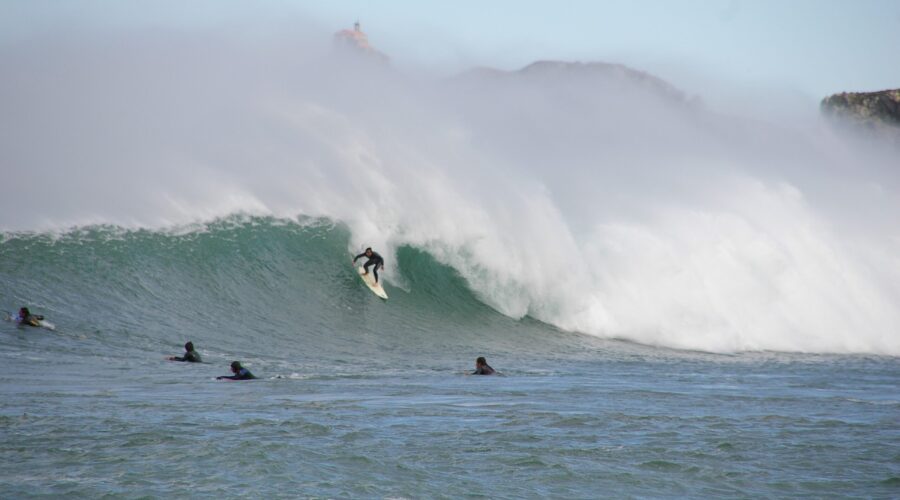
[2,20,898,355]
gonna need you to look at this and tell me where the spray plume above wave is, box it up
[1,18,898,355]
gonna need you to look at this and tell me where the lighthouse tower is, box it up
[333,21,388,62]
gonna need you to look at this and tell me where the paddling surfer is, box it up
[9,307,44,327]
[472,356,496,375]
[217,361,256,381]
[168,341,202,362]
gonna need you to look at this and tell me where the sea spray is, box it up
[1,21,897,355]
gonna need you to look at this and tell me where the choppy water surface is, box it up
[2,336,897,498]
[3,9,900,496]
[1,222,897,498]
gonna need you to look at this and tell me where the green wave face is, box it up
[0,217,589,375]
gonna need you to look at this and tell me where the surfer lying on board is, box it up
[472,357,496,375]
[8,307,44,327]
[168,341,202,362]
[353,247,385,284]
[217,361,256,381]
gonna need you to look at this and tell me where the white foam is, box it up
[1,22,897,355]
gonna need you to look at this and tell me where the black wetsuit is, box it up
[473,365,495,375]
[219,368,255,380]
[172,350,202,362]
[17,314,43,327]
[354,251,385,283]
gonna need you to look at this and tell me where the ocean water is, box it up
[1,220,898,498]
[3,17,900,498]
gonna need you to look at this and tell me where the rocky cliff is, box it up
[821,89,900,132]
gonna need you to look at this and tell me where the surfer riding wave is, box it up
[353,247,385,284]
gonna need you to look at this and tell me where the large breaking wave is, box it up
[1,19,898,355]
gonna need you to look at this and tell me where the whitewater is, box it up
[2,24,898,355]
[1,19,899,498]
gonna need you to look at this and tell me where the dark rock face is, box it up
[821,89,900,131]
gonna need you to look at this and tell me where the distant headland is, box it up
[334,21,898,141]
[820,89,900,136]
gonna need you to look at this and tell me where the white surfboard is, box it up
[357,266,388,300]
[36,320,56,331]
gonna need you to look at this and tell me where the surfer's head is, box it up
[185,341,194,352]
[476,356,487,367]
[364,247,373,256]
[19,307,29,317]
[230,361,242,373]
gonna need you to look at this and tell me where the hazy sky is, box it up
[2,0,898,97]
